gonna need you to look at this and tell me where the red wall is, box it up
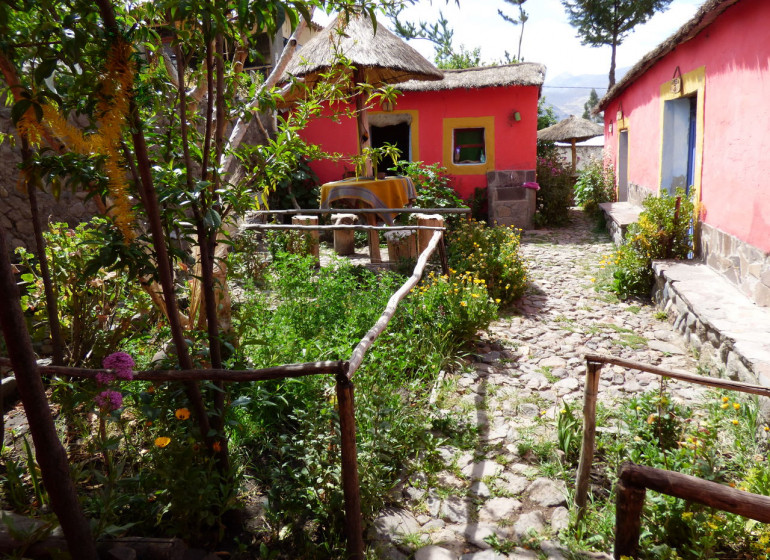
[298,85,540,200]
[603,0,770,252]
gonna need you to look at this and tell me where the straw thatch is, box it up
[398,63,545,91]
[537,115,603,143]
[281,11,442,88]
[597,0,741,111]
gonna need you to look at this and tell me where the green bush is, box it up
[574,158,616,215]
[447,219,528,305]
[606,188,694,298]
[391,160,468,229]
[535,153,573,227]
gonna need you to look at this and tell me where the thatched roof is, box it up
[597,0,742,111]
[537,115,603,143]
[398,63,546,92]
[281,11,442,88]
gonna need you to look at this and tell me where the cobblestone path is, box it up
[370,209,706,560]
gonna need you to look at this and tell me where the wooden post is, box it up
[354,68,373,178]
[336,372,364,560]
[614,477,646,559]
[570,138,577,174]
[0,228,99,560]
[365,213,382,264]
[385,230,417,265]
[416,214,444,255]
[575,360,602,520]
[333,213,357,256]
[291,215,320,264]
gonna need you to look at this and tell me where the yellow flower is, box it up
[175,408,190,420]
[471,294,480,298]
[732,419,739,425]
[764,425,769,432]
[495,299,501,304]
[681,511,693,521]
[154,437,171,448]
[460,301,467,307]
[721,403,729,409]
[733,402,740,410]
[590,278,596,283]
[722,396,730,403]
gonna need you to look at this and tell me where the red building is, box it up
[297,63,545,226]
[598,0,770,307]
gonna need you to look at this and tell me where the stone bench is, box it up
[599,202,642,245]
[652,260,770,393]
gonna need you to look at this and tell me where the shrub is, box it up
[535,153,573,227]
[574,158,616,215]
[391,160,468,229]
[605,188,694,298]
[446,219,528,306]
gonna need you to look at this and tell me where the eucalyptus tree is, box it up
[561,0,673,88]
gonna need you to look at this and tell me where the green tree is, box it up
[498,0,528,62]
[561,0,673,88]
[582,88,602,122]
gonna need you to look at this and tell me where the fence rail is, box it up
[576,354,770,559]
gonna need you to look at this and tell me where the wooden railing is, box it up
[576,354,770,559]
[0,230,444,560]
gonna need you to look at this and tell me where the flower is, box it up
[460,301,467,307]
[96,371,116,385]
[732,419,739,425]
[103,352,135,381]
[175,408,190,420]
[94,390,123,411]
[733,402,740,410]
[212,440,222,453]
[154,437,171,448]
[722,396,730,403]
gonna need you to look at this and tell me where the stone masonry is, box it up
[0,109,97,254]
[699,221,770,308]
[486,170,536,230]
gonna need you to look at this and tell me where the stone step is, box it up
[653,260,770,387]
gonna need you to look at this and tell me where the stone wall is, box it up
[699,221,770,307]
[486,170,536,230]
[0,110,97,254]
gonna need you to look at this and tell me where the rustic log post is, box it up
[575,359,602,519]
[333,213,358,256]
[291,215,320,264]
[614,474,646,559]
[336,371,364,560]
[415,214,444,255]
[385,230,417,265]
[0,228,98,560]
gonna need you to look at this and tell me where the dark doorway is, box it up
[371,122,410,173]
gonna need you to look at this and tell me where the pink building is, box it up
[297,63,545,227]
[598,0,770,307]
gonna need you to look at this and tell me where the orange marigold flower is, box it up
[154,436,171,448]
[175,408,190,420]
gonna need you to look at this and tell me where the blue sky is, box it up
[316,0,704,82]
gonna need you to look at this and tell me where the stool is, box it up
[332,213,357,256]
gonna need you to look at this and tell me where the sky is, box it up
[315,0,705,87]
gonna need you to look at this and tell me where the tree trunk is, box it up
[0,227,98,560]
[609,38,617,89]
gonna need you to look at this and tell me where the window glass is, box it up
[453,128,485,164]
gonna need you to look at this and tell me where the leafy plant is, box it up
[574,158,616,215]
[535,153,573,227]
[446,219,528,305]
[391,160,468,229]
[557,400,581,460]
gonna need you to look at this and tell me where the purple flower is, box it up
[103,352,134,381]
[96,371,116,385]
[95,390,123,411]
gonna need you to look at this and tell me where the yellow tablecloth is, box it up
[320,176,416,224]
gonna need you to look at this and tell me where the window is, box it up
[453,128,486,164]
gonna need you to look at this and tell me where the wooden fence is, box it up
[0,230,444,560]
[575,353,770,559]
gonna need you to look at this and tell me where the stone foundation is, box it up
[699,222,770,308]
[486,170,536,230]
[0,110,97,254]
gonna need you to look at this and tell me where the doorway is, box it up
[371,122,410,173]
[661,95,697,195]
[618,129,629,202]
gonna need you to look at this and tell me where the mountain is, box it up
[541,68,629,120]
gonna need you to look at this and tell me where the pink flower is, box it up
[95,390,123,411]
[103,352,134,381]
[96,371,116,385]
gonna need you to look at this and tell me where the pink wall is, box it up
[603,0,770,252]
[298,85,540,200]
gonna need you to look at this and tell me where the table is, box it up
[320,176,416,262]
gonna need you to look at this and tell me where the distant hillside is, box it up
[541,68,629,120]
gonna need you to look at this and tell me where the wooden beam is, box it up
[246,208,471,216]
[585,353,770,399]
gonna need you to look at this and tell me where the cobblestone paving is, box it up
[371,210,706,560]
